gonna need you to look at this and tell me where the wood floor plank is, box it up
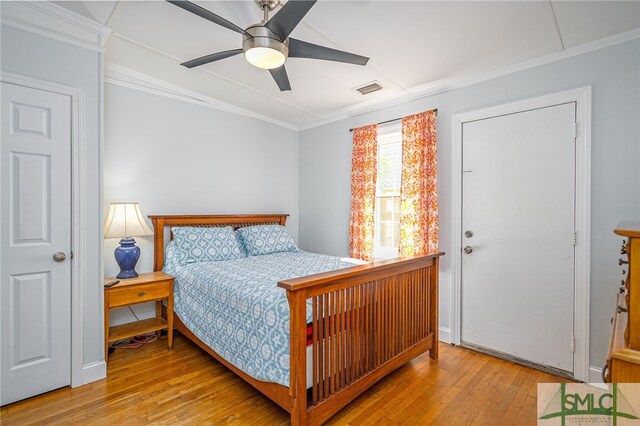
[417,350,491,422]
[1,333,572,425]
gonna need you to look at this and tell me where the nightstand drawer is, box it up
[108,281,172,307]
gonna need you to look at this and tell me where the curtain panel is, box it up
[399,110,439,256]
[349,124,378,261]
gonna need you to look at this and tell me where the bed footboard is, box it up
[278,252,443,426]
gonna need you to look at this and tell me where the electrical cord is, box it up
[128,305,140,321]
[108,306,143,352]
[112,334,157,349]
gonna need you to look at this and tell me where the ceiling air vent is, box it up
[355,81,383,95]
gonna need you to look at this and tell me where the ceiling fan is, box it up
[167,0,370,91]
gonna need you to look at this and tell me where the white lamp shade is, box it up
[104,202,153,239]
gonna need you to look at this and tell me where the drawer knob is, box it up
[138,292,146,297]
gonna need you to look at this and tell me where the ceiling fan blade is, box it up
[269,66,291,91]
[265,0,316,41]
[288,38,369,66]
[180,49,243,68]
[167,1,249,36]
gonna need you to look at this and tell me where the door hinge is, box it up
[572,231,577,246]
[571,337,576,353]
[573,122,578,138]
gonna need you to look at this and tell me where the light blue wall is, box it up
[298,39,640,370]
[104,83,299,325]
[1,25,104,367]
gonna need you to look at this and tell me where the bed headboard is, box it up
[148,214,289,272]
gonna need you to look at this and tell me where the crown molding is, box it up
[1,1,112,52]
[104,63,298,131]
[297,27,640,131]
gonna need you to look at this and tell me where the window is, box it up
[350,110,436,262]
[374,123,402,259]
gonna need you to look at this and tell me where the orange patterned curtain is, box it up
[399,110,438,256]
[349,124,378,261]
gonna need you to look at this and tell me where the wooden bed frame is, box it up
[149,214,443,425]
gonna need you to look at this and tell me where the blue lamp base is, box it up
[114,237,141,279]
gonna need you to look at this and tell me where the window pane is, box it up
[394,222,400,246]
[379,197,393,221]
[374,126,402,260]
[376,138,402,195]
[379,222,394,247]
[376,226,383,246]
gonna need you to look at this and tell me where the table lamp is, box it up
[104,202,153,279]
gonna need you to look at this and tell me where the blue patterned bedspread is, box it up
[172,251,354,387]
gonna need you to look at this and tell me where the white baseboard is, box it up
[439,326,452,344]
[588,365,608,390]
[589,365,603,383]
[588,365,606,388]
[82,361,106,385]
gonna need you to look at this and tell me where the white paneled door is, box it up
[1,82,72,405]
[461,103,576,374]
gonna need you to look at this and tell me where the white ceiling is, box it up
[54,1,640,128]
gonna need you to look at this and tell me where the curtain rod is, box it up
[348,108,438,132]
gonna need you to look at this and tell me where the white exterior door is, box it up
[461,103,576,374]
[1,82,72,405]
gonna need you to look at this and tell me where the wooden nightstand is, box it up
[104,271,174,361]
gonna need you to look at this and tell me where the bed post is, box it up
[151,217,165,272]
[287,288,308,425]
[429,256,439,359]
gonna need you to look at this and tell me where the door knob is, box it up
[53,252,66,262]
[464,230,473,238]
[463,246,473,254]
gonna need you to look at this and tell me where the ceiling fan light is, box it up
[244,47,286,69]
[242,25,289,70]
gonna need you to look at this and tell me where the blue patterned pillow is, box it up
[236,225,298,256]
[171,226,243,264]
[163,239,184,275]
[234,230,249,257]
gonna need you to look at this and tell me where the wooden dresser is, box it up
[605,221,640,382]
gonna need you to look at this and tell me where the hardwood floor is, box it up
[1,333,571,425]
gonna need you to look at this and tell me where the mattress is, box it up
[171,251,355,387]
